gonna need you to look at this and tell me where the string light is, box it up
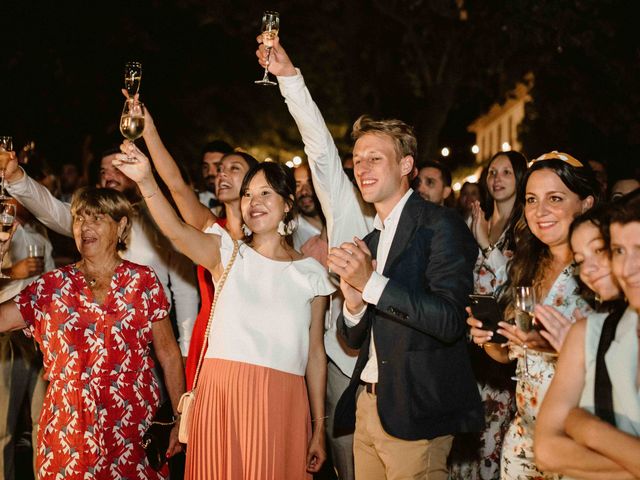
[471,145,480,154]
[292,156,302,166]
[441,147,450,157]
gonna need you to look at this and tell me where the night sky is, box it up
[2,0,639,182]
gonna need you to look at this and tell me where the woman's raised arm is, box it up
[113,141,222,272]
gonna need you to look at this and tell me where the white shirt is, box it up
[343,188,414,383]
[278,70,375,376]
[203,224,335,375]
[6,173,199,355]
[293,214,322,252]
[0,222,55,303]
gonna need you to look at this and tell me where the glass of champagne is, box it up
[254,11,280,86]
[0,200,16,278]
[0,136,13,199]
[512,286,536,381]
[119,99,146,162]
[124,61,142,97]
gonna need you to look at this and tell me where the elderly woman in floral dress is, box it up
[0,187,185,480]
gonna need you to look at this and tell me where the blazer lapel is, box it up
[366,229,381,262]
[382,192,421,276]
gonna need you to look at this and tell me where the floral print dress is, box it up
[450,234,516,480]
[500,265,591,480]
[14,261,170,480]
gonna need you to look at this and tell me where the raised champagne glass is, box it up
[124,61,142,97]
[0,137,13,199]
[254,11,280,86]
[0,200,16,278]
[512,286,536,381]
[119,99,146,162]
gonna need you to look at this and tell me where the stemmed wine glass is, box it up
[0,137,13,199]
[255,11,280,86]
[512,286,536,381]
[119,99,146,163]
[124,61,142,97]
[0,200,16,278]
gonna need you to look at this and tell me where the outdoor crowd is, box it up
[0,36,639,480]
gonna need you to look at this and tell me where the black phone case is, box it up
[469,294,507,344]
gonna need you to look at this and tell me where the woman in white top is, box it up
[535,194,640,479]
[114,142,334,480]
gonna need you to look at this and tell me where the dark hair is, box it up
[609,188,640,226]
[484,150,529,252]
[416,160,452,187]
[240,162,297,246]
[221,151,259,171]
[500,157,599,307]
[569,204,617,308]
[201,140,234,158]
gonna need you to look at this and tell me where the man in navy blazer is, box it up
[328,116,483,479]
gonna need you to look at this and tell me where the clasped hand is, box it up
[327,238,375,311]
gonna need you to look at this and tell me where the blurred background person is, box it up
[198,140,234,215]
[456,181,481,226]
[609,169,640,201]
[450,150,527,479]
[0,198,54,480]
[411,160,453,206]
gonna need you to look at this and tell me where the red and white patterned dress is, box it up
[15,260,170,480]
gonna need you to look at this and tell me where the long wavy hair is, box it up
[498,158,599,310]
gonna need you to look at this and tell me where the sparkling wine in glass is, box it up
[124,61,142,96]
[255,11,280,86]
[512,286,536,381]
[0,201,16,278]
[119,99,146,162]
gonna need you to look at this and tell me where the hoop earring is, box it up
[242,224,253,236]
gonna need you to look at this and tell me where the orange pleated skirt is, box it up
[184,358,312,480]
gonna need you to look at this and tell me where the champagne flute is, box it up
[512,286,536,381]
[254,11,280,86]
[0,137,13,199]
[119,99,146,163]
[0,201,16,278]
[124,61,142,97]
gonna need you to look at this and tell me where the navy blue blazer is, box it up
[335,192,484,440]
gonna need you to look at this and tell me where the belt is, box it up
[362,382,377,395]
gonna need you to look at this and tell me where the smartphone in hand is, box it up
[469,294,507,344]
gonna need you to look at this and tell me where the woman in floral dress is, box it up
[450,151,528,480]
[0,187,185,480]
[468,152,598,479]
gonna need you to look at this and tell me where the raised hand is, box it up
[121,89,156,136]
[113,141,154,185]
[470,200,490,250]
[255,35,297,77]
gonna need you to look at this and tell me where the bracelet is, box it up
[312,415,329,423]
[142,187,159,199]
[481,244,495,257]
